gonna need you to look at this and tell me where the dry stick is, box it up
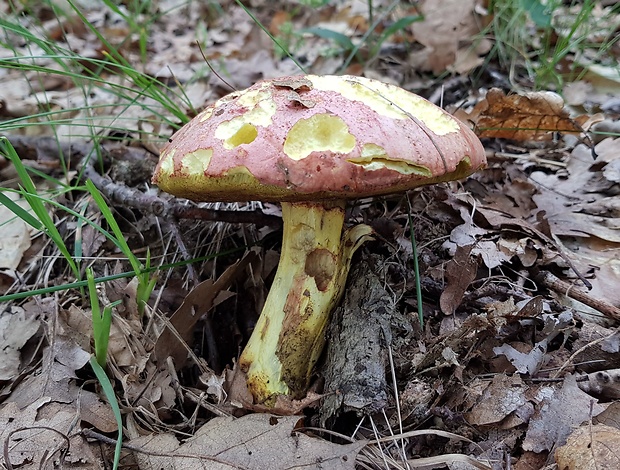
[184,389,233,418]
[552,331,618,379]
[535,270,620,322]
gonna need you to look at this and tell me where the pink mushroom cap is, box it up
[152,75,486,202]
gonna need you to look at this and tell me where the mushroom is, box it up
[152,74,486,405]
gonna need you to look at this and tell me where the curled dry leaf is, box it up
[467,88,586,141]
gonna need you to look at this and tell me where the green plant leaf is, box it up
[302,27,356,52]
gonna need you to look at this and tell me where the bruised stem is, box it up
[238,201,373,405]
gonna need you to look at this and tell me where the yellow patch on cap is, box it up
[181,148,213,175]
[215,90,276,149]
[157,148,175,176]
[309,75,459,136]
[348,143,431,176]
[198,108,214,122]
[284,114,356,160]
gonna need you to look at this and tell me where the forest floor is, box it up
[1,1,620,469]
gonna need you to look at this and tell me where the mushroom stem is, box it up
[239,201,373,405]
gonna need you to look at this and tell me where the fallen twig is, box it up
[535,270,620,322]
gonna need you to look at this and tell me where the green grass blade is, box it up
[0,245,246,303]
[302,27,356,52]
[85,179,143,275]
[87,269,118,368]
[407,197,424,328]
[376,14,423,47]
[85,180,157,314]
[89,357,122,470]
[0,191,43,231]
[1,138,81,280]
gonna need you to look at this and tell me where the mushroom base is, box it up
[238,201,373,405]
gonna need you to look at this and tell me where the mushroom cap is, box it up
[152,75,486,202]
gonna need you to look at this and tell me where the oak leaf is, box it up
[470,88,584,140]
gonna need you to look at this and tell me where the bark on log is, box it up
[320,254,395,425]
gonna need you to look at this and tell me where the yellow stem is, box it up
[238,201,373,405]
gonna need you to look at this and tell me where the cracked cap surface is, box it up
[152,74,486,202]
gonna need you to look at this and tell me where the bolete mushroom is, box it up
[152,74,486,405]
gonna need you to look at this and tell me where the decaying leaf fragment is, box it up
[468,88,585,141]
[1,398,102,469]
[0,304,41,381]
[410,0,484,74]
[0,192,32,275]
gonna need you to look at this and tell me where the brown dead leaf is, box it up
[528,139,620,308]
[471,88,585,140]
[555,424,620,470]
[410,0,481,74]
[225,364,255,409]
[441,195,512,269]
[0,303,41,381]
[549,212,620,242]
[0,397,102,469]
[154,252,255,368]
[594,402,620,429]
[130,414,365,470]
[514,451,549,470]
[466,374,529,426]
[440,244,478,315]
[497,238,539,267]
